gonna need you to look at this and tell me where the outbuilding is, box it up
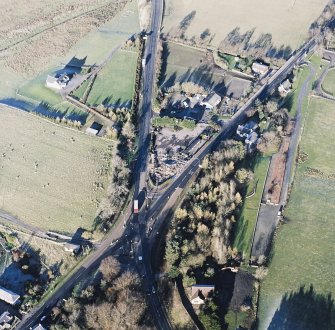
[64,243,80,254]
[190,285,215,305]
[0,287,20,305]
[251,62,269,76]
[200,92,221,110]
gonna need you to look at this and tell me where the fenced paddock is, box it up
[0,105,114,234]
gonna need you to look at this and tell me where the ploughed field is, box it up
[0,105,113,234]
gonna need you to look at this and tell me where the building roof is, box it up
[85,127,99,135]
[252,62,269,75]
[237,125,252,137]
[46,75,57,85]
[246,131,258,144]
[33,324,47,330]
[0,311,12,325]
[191,285,215,301]
[64,243,80,252]
[202,92,221,107]
[278,79,292,94]
[0,287,20,305]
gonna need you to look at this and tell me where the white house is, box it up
[278,79,292,96]
[46,73,70,90]
[190,285,215,305]
[200,92,221,110]
[251,62,269,76]
[0,287,20,305]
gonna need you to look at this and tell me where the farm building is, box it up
[200,92,221,109]
[46,73,70,90]
[86,122,103,136]
[190,285,215,305]
[252,62,269,76]
[0,287,20,305]
[64,243,81,254]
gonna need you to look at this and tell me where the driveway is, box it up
[251,204,280,258]
[251,62,316,260]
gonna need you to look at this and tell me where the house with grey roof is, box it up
[200,92,221,110]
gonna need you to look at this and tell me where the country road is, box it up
[15,6,321,329]
[251,62,317,258]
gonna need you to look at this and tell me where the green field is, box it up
[161,42,228,88]
[65,0,140,66]
[17,68,88,122]
[72,79,90,100]
[0,105,113,234]
[86,50,138,107]
[283,55,324,117]
[233,156,270,259]
[321,68,335,96]
[258,97,335,329]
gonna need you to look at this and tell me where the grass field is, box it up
[283,55,324,117]
[258,97,335,329]
[233,156,270,259]
[17,68,88,122]
[0,0,140,113]
[163,0,328,50]
[65,0,140,66]
[0,105,113,234]
[86,50,138,107]
[161,42,227,89]
[321,68,335,96]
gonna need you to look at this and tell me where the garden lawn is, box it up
[0,105,114,234]
[321,68,335,96]
[283,55,324,117]
[72,79,90,100]
[86,49,138,107]
[258,97,335,329]
[233,156,270,260]
[17,67,88,122]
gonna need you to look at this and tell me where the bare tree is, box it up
[99,256,121,282]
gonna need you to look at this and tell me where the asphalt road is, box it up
[251,62,316,258]
[135,36,319,330]
[17,0,165,328]
[17,20,319,330]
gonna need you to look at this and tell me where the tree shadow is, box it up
[159,42,170,85]
[179,11,196,38]
[219,27,292,61]
[268,285,335,330]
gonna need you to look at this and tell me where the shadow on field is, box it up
[268,285,335,330]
